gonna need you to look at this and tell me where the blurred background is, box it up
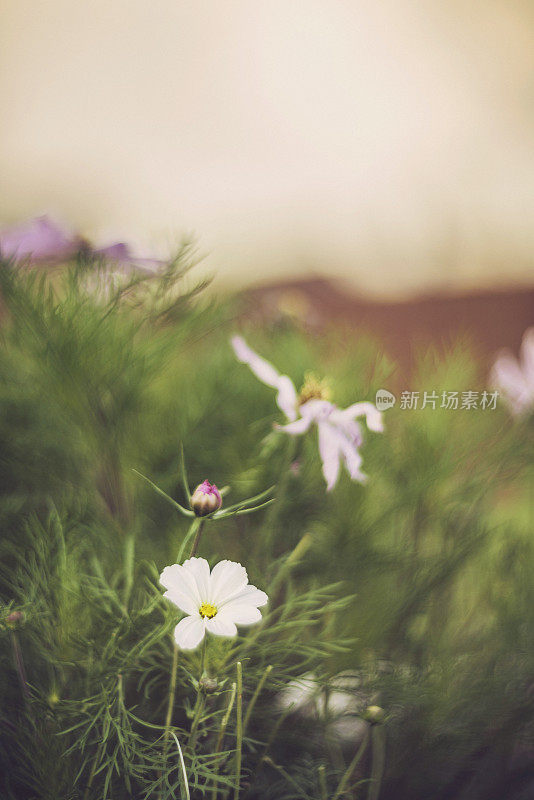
[1,0,534,302]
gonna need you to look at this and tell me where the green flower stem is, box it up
[163,513,202,754]
[188,692,206,750]
[83,730,107,800]
[234,661,243,800]
[10,631,29,701]
[132,469,194,518]
[162,642,179,749]
[216,681,237,754]
[157,642,180,800]
[332,726,370,800]
[178,442,191,505]
[164,515,206,759]
[122,531,135,613]
[188,637,207,749]
[261,436,298,559]
[188,518,205,558]
[170,731,191,800]
[367,724,386,800]
[243,664,272,736]
[268,533,313,606]
[318,764,328,800]
[210,681,237,800]
[261,757,303,796]
[215,682,237,753]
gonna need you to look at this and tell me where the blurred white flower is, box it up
[490,328,534,416]
[231,336,383,490]
[277,672,367,742]
[160,557,268,650]
[278,398,383,490]
[277,672,318,712]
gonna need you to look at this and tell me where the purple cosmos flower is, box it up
[93,241,161,274]
[231,335,383,491]
[490,328,534,416]
[0,216,79,263]
[0,215,161,272]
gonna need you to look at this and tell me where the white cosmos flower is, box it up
[160,557,268,650]
[231,336,383,491]
[277,672,367,742]
[490,327,534,417]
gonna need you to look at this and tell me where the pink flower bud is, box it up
[190,480,222,517]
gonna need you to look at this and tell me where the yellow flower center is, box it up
[199,602,218,619]
[298,372,331,405]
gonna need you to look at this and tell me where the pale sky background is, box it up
[1,0,533,297]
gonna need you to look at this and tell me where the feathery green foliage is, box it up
[0,256,532,799]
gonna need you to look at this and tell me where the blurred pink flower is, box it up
[231,335,383,490]
[490,328,534,416]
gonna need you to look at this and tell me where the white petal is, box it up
[329,412,363,447]
[341,402,384,433]
[317,421,341,491]
[276,415,313,435]
[163,588,198,616]
[174,616,206,650]
[521,328,534,387]
[209,560,248,606]
[277,673,318,712]
[336,430,367,484]
[222,584,268,608]
[343,419,363,446]
[232,336,298,420]
[491,352,529,413]
[300,399,334,420]
[205,615,238,637]
[276,375,299,421]
[491,352,526,395]
[218,601,262,626]
[160,564,202,606]
[331,717,368,742]
[181,557,211,602]
[232,336,282,386]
